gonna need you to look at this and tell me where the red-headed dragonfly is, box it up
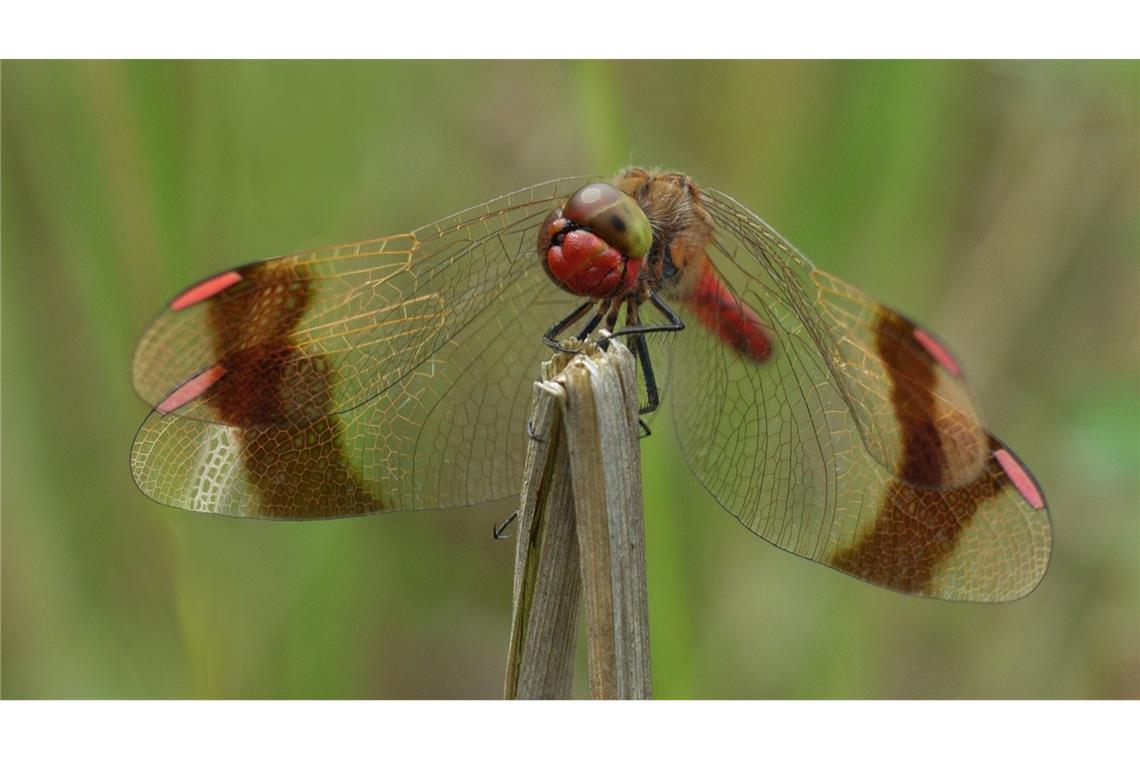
[131,167,1051,602]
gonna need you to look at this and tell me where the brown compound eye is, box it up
[562,183,651,260]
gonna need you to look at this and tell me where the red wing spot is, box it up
[913,328,961,377]
[171,270,243,311]
[995,448,1046,509]
[157,365,227,415]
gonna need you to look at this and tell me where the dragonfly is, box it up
[131,167,1051,602]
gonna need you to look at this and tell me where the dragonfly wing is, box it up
[131,253,579,518]
[666,188,1051,601]
[131,178,591,518]
[132,177,591,426]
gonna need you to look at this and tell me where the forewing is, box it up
[667,188,1051,601]
[132,177,589,426]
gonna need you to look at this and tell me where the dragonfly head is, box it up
[537,182,652,298]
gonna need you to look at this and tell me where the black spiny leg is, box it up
[543,300,595,351]
[526,416,545,443]
[575,310,606,341]
[493,511,518,540]
[631,332,661,416]
[609,292,685,342]
[617,293,686,430]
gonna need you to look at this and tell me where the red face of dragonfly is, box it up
[537,181,654,298]
[131,167,1051,602]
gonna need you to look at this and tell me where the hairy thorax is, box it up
[613,167,716,302]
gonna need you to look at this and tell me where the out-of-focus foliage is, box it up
[2,60,1137,698]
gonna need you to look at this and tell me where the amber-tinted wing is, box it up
[665,188,1051,601]
[130,178,589,518]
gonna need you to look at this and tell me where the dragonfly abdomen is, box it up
[686,262,773,362]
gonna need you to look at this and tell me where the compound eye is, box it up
[562,183,651,259]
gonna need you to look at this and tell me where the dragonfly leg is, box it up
[604,293,683,415]
[526,416,545,443]
[544,300,596,351]
[631,331,662,416]
[605,306,621,332]
[575,309,607,341]
[493,511,519,540]
[608,292,685,341]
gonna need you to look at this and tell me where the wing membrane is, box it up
[667,188,1051,600]
[132,177,590,426]
[130,178,592,517]
[131,246,579,517]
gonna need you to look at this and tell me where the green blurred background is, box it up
[2,60,1137,699]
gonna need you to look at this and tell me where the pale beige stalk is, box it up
[504,338,651,699]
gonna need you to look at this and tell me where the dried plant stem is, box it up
[504,338,651,699]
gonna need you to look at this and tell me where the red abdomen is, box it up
[686,262,772,362]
